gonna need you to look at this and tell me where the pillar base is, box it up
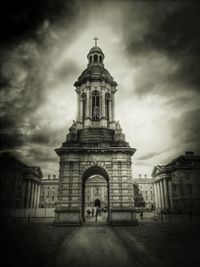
[54,208,81,226]
[109,208,138,225]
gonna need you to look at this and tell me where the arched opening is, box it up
[94,54,98,62]
[105,93,110,121]
[89,55,92,63]
[92,91,100,120]
[82,166,110,222]
[82,93,86,120]
[95,199,101,207]
[99,56,102,63]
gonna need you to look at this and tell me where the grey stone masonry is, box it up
[54,44,136,224]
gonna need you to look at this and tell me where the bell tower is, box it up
[75,38,117,130]
[54,39,137,225]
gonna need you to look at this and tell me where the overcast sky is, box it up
[0,0,200,178]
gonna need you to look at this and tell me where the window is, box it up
[94,54,98,62]
[118,161,122,168]
[188,184,193,194]
[69,161,73,169]
[99,56,102,63]
[92,91,100,120]
[186,175,190,180]
[89,55,92,63]
[96,187,99,194]
[105,93,110,120]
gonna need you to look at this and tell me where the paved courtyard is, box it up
[1,221,200,267]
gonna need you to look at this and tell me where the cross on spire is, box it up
[93,36,99,46]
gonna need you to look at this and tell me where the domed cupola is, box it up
[74,38,117,87]
[87,45,105,66]
[73,38,119,130]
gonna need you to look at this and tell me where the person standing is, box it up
[91,208,94,217]
[95,207,99,222]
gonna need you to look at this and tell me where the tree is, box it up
[133,182,146,208]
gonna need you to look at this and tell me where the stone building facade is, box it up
[85,175,107,209]
[133,175,155,210]
[152,152,200,213]
[55,41,136,224]
[0,152,42,209]
[40,174,58,208]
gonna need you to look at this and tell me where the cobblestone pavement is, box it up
[50,221,200,267]
[1,221,200,267]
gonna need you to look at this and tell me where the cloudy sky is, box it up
[0,0,200,178]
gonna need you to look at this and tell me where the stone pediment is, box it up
[87,176,106,184]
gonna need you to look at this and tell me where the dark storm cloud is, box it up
[28,147,57,163]
[125,1,200,94]
[55,61,81,83]
[171,109,200,151]
[0,0,85,48]
[0,0,89,155]
[0,133,24,149]
[137,152,162,161]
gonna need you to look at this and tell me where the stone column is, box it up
[76,92,80,121]
[37,184,41,208]
[28,181,32,208]
[34,184,38,208]
[33,183,38,208]
[156,182,161,209]
[86,89,90,118]
[163,178,169,209]
[109,99,112,122]
[22,181,26,208]
[168,180,174,210]
[101,89,105,118]
[80,99,83,122]
[112,93,115,121]
[153,182,158,209]
[159,181,164,209]
[161,180,166,209]
[30,182,35,208]
[25,180,31,208]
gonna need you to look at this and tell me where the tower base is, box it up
[109,208,138,225]
[54,208,81,226]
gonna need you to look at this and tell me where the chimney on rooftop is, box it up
[48,174,50,180]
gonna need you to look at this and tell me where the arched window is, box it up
[92,91,100,120]
[105,93,110,120]
[82,93,86,120]
[118,161,122,168]
[94,54,98,62]
[89,56,92,63]
[99,56,102,63]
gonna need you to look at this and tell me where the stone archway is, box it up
[81,166,110,222]
[95,199,101,207]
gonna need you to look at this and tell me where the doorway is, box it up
[82,166,110,223]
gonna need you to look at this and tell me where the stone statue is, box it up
[93,106,100,119]
[116,121,122,130]
[69,120,77,134]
